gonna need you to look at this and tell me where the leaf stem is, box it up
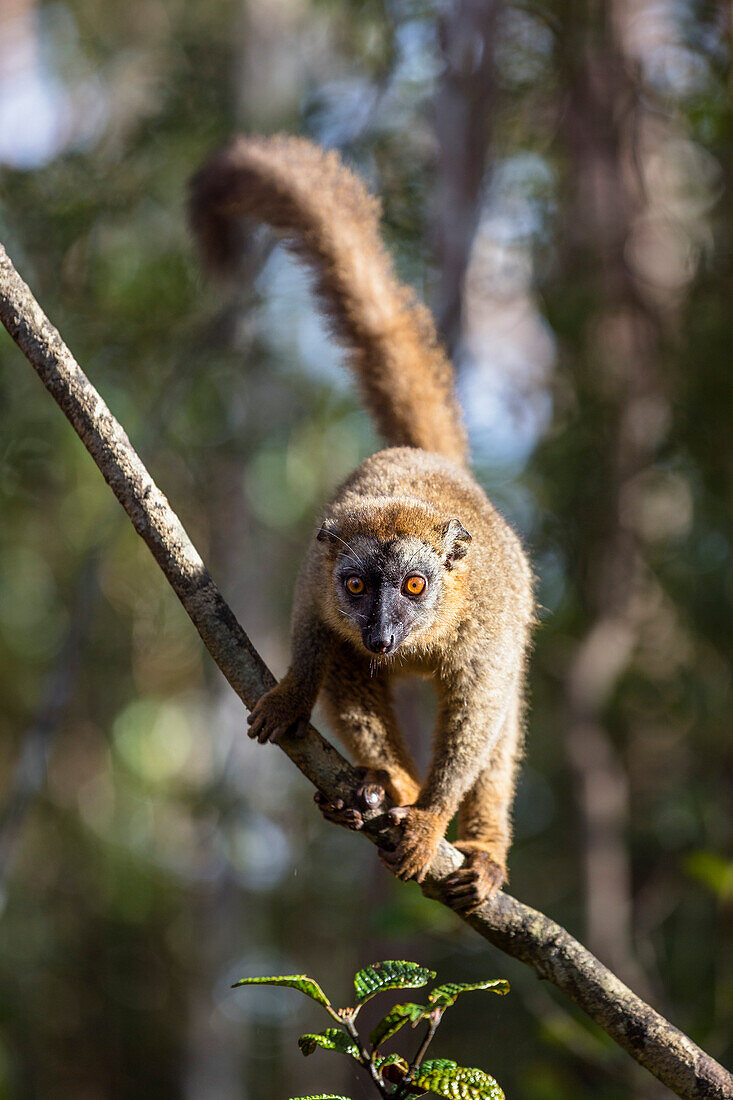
[400,1008,443,1093]
[342,1015,389,1098]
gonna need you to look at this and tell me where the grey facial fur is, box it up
[333,535,444,654]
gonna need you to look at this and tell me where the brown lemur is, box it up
[189,135,534,910]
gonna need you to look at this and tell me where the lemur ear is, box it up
[441,518,472,569]
[316,518,340,544]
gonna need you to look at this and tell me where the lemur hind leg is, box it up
[444,689,524,911]
[315,654,421,830]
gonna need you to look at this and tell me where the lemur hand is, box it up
[246,680,312,744]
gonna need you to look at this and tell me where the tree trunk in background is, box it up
[433,0,501,359]
[554,2,667,996]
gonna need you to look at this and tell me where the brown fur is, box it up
[189,135,467,466]
[190,136,534,909]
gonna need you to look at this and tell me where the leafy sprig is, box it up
[232,959,508,1098]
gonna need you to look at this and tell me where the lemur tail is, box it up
[189,135,468,467]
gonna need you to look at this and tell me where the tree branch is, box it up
[1,240,731,1100]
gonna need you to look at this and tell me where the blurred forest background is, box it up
[0,0,731,1097]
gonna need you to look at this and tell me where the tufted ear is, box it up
[441,517,472,569]
[316,518,341,544]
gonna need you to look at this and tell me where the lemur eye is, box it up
[403,574,427,597]
[345,575,365,595]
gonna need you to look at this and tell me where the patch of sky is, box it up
[256,245,346,389]
[0,3,108,168]
[496,5,554,86]
[483,153,556,247]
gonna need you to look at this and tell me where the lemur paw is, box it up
[246,682,311,744]
[353,766,392,812]
[314,767,390,831]
[443,847,505,911]
[314,793,364,830]
[378,806,445,884]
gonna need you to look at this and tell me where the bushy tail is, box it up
[189,135,468,467]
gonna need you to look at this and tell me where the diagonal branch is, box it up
[1,241,731,1100]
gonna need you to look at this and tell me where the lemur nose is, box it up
[365,629,395,654]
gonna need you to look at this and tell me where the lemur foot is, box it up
[378,806,445,884]
[314,767,390,831]
[246,681,311,744]
[443,847,505,911]
[314,793,364,830]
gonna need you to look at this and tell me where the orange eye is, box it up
[345,575,365,595]
[403,575,426,597]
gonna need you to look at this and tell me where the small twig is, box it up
[342,1015,389,1098]
[404,1008,442,1084]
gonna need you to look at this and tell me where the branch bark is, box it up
[1,241,731,1100]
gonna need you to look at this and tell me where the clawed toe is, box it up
[376,806,445,883]
[443,851,505,911]
[351,768,389,813]
[444,878,481,909]
[313,792,364,830]
[378,845,422,882]
[312,763,392,834]
[357,781,387,812]
[444,868,479,886]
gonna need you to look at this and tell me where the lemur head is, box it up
[317,503,471,656]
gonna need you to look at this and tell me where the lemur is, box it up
[189,136,534,910]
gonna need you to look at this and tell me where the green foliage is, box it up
[375,1053,409,1073]
[354,960,436,1006]
[234,960,508,1097]
[232,974,333,1012]
[289,1095,352,1099]
[416,1060,504,1100]
[298,1030,360,1058]
[370,1003,428,1049]
[427,981,510,1008]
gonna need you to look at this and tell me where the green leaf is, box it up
[232,974,333,1012]
[297,1029,359,1059]
[376,1053,409,1071]
[289,1095,352,1099]
[354,960,436,1006]
[427,980,510,1008]
[375,1053,410,1085]
[416,1060,504,1100]
[370,1002,428,1049]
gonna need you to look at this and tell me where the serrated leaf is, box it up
[416,1060,504,1100]
[370,1002,428,1048]
[427,980,510,1007]
[377,1053,409,1071]
[354,960,436,1006]
[232,974,332,1011]
[297,1029,359,1059]
[375,1053,410,1085]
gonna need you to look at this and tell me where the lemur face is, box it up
[331,535,445,656]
